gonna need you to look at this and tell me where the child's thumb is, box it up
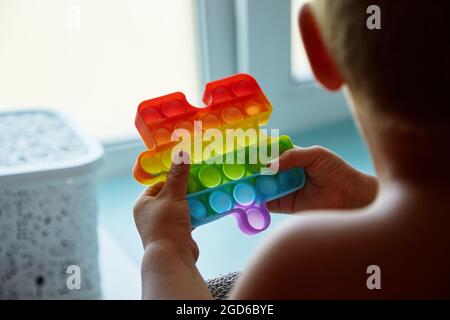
[160,151,190,200]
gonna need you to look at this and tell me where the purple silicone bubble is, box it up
[232,205,271,235]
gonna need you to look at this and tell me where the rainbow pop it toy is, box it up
[133,74,306,234]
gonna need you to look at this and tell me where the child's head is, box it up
[300,0,449,125]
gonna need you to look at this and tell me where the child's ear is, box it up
[299,4,344,91]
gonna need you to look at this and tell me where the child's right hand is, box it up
[267,146,378,213]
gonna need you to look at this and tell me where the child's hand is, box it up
[267,146,378,213]
[133,152,199,261]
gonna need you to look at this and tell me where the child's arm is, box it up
[267,146,378,213]
[133,153,212,300]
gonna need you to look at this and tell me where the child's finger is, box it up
[159,151,191,200]
[267,192,297,213]
[266,198,282,212]
[268,146,342,174]
[267,146,318,170]
[141,181,165,198]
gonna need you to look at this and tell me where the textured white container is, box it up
[0,110,103,299]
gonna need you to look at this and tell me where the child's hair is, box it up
[312,0,449,123]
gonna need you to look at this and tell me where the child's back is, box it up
[231,0,450,299]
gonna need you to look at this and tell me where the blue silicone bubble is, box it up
[189,199,207,219]
[233,183,256,205]
[209,190,233,213]
[255,175,279,197]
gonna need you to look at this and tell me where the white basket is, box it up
[0,109,103,299]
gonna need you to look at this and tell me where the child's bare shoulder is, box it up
[232,208,450,299]
[232,210,380,298]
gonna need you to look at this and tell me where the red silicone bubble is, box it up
[211,87,231,104]
[142,107,161,123]
[232,80,254,96]
[162,100,185,117]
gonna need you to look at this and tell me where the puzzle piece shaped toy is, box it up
[133,74,306,234]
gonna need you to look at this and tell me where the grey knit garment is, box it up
[206,272,240,300]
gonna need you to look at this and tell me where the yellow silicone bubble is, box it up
[191,147,204,163]
[140,156,162,175]
[223,138,236,153]
[162,150,173,169]
[236,133,257,147]
[221,106,244,124]
[203,147,220,161]
[175,120,194,132]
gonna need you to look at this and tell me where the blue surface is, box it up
[97,118,375,279]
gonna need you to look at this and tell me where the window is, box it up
[0,0,200,142]
[222,0,350,135]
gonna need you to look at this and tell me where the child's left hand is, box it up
[133,152,199,261]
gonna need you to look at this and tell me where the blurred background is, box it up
[0,0,374,299]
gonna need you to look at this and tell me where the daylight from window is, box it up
[291,0,313,82]
[0,0,200,141]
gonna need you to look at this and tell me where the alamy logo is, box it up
[366,265,381,290]
[66,265,81,290]
[366,5,381,30]
[170,122,281,174]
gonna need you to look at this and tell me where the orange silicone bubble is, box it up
[200,113,221,130]
[175,120,194,132]
[221,106,244,124]
[152,127,172,145]
[244,101,261,116]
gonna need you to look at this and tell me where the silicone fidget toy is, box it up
[133,74,306,234]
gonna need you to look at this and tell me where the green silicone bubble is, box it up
[279,136,293,154]
[188,175,199,193]
[222,164,246,180]
[198,166,222,188]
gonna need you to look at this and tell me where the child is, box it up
[133,0,450,299]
